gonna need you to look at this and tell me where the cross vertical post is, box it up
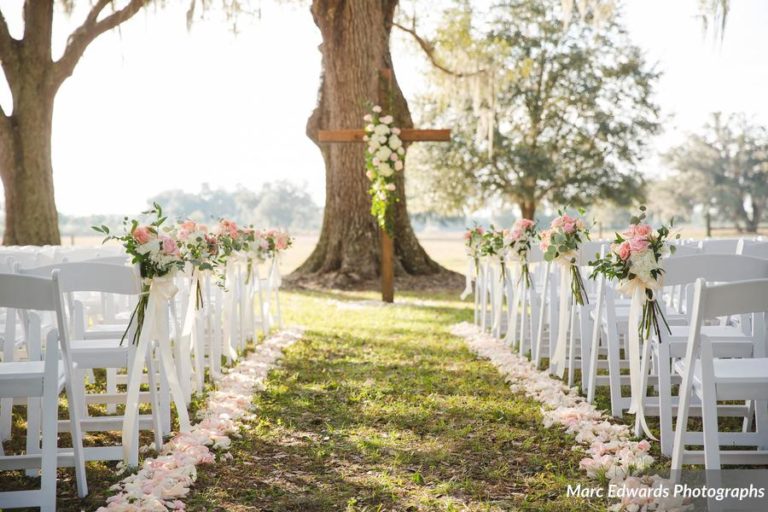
[378,68,395,303]
[316,69,450,303]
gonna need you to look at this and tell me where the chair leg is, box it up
[699,342,722,471]
[753,400,768,450]
[656,342,674,457]
[606,323,623,418]
[106,368,118,414]
[146,351,165,452]
[63,380,88,498]
[40,377,59,511]
[25,396,41,477]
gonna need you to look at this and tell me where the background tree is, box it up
[664,113,768,233]
[406,0,660,219]
[0,1,153,245]
[294,0,442,286]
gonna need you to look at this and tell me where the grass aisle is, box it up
[186,290,600,512]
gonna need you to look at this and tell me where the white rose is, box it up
[379,163,394,177]
[394,160,403,171]
[376,146,392,161]
[380,115,393,124]
[363,114,372,122]
[374,124,390,136]
[365,124,375,132]
[397,147,405,156]
[389,135,402,149]
[372,105,382,113]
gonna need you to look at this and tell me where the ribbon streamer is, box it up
[627,284,656,439]
[551,265,570,377]
[122,275,191,464]
[461,257,475,300]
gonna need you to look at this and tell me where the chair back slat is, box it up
[20,262,140,295]
[699,278,768,319]
[0,272,58,311]
[662,254,768,287]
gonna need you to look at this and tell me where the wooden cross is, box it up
[317,68,451,303]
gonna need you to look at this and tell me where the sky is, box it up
[0,0,767,216]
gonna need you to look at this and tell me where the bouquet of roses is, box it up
[175,220,218,309]
[479,226,510,282]
[363,105,405,234]
[539,210,590,305]
[261,228,294,259]
[505,218,537,287]
[93,203,185,344]
[464,225,484,265]
[590,206,678,340]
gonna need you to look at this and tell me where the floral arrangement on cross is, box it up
[363,104,405,235]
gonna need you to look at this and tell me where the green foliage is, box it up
[663,113,768,233]
[407,0,660,218]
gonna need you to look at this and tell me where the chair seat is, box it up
[674,358,768,401]
[0,361,65,398]
[70,338,130,369]
[660,327,754,358]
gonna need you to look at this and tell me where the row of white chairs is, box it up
[0,245,284,510]
[470,237,768,477]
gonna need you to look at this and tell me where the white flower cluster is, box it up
[363,105,405,201]
[452,322,692,512]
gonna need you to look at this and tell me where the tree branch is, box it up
[53,0,148,87]
[392,22,485,78]
[0,8,19,85]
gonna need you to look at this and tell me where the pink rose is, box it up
[133,226,152,245]
[510,227,523,240]
[628,237,649,253]
[161,236,179,256]
[551,217,563,228]
[464,231,472,241]
[563,221,576,234]
[276,233,290,251]
[616,241,631,261]
[218,219,238,238]
[516,218,535,230]
[180,220,197,232]
[634,224,652,237]
[477,227,485,235]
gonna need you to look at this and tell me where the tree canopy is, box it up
[663,113,768,233]
[406,0,660,219]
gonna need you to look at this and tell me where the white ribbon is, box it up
[461,257,475,300]
[221,261,238,362]
[551,266,571,378]
[627,284,656,439]
[122,275,190,464]
[505,262,520,346]
[269,254,282,288]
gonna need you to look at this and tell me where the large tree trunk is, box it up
[0,97,60,245]
[295,0,441,286]
[520,200,536,220]
[0,1,60,245]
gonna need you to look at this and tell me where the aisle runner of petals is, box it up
[451,323,690,512]
[99,328,303,512]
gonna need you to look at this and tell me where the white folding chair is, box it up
[20,263,165,463]
[0,272,88,511]
[649,255,768,455]
[672,278,768,473]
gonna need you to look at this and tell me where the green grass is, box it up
[1,289,609,510]
[183,289,603,511]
